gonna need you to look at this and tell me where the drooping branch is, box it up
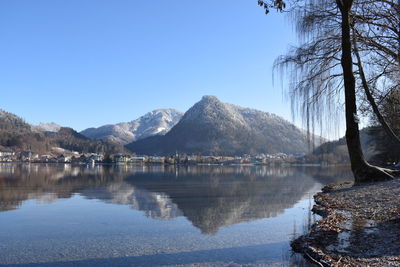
[257,0,399,181]
[352,26,400,147]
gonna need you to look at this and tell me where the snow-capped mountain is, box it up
[80,109,183,145]
[127,96,321,156]
[34,122,62,132]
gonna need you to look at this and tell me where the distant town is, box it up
[0,149,306,166]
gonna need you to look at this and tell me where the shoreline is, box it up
[0,161,351,168]
[292,179,400,266]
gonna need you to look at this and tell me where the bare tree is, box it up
[335,0,393,183]
[352,29,400,146]
[258,0,399,183]
[352,0,400,146]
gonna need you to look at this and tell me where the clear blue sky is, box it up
[1,0,299,131]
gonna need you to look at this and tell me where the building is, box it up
[20,151,39,162]
[131,156,147,164]
[114,154,132,164]
[0,151,15,162]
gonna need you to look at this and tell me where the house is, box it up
[20,151,39,161]
[0,151,15,162]
[0,151,14,157]
[114,154,132,163]
[40,155,51,162]
[88,154,103,162]
[148,156,165,164]
[131,156,147,164]
[57,155,67,163]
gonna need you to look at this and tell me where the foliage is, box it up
[257,0,286,14]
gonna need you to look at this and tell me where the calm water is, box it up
[0,164,352,266]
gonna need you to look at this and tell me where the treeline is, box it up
[46,127,125,154]
[0,110,125,155]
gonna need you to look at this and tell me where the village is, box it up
[0,149,299,166]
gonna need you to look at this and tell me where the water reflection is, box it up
[0,163,352,234]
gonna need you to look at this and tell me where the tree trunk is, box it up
[336,0,393,184]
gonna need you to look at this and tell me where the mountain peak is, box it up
[181,95,243,126]
[81,109,183,145]
[128,97,316,156]
[201,95,220,103]
[137,109,183,122]
[35,122,62,132]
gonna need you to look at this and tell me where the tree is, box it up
[352,38,400,148]
[258,0,397,183]
[335,0,393,183]
[368,90,400,163]
[257,0,286,13]
[270,0,399,130]
[350,0,400,147]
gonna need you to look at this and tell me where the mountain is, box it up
[0,109,125,155]
[33,122,62,133]
[126,96,320,156]
[44,127,126,154]
[0,109,44,152]
[80,109,183,145]
[0,109,31,131]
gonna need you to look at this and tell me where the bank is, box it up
[292,179,400,266]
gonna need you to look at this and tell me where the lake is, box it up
[0,163,353,266]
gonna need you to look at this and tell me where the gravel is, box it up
[292,179,400,266]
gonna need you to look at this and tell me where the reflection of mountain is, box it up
[82,183,182,220]
[122,167,349,234]
[0,164,351,234]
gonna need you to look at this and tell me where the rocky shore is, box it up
[292,179,400,266]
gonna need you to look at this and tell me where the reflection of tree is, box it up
[301,166,353,185]
[0,164,351,234]
[0,164,129,212]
